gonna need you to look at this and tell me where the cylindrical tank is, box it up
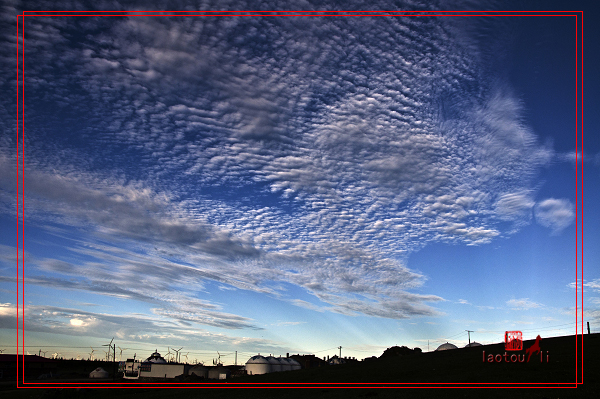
[266,356,282,372]
[245,355,271,375]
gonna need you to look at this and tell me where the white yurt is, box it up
[144,350,167,363]
[464,342,482,348]
[266,356,282,372]
[435,342,458,351]
[278,357,292,371]
[245,355,271,375]
[288,357,301,370]
[89,367,109,378]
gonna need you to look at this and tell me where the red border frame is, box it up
[15,9,584,389]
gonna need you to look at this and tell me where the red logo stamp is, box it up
[505,331,523,351]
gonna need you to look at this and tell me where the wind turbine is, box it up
[103,337,115,362]
[166,347,173,363]
[118,346,128,361]
[89,347,95,361]
[183,352,189,364]
[173,347,183,363]
[52,352,61,359]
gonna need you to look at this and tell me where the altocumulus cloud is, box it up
[0,0,558,327]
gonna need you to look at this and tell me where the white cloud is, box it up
[0,2,560,323]
[534,198,575,234]
[506,298,543,310]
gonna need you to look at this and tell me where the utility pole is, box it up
[235,351,237,366]
[466,330,474,346]
[588,321,591,334]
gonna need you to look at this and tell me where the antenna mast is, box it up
[466,330,474,346]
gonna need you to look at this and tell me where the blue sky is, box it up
[0,1,598,364]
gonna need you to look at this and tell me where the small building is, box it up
[140,362,190,379]
[290,354,328,369]
[208,365,230,380]
[120,351,190,379]
[189,364,209,378]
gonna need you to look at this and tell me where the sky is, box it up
[0,1,598,365]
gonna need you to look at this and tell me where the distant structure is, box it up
[89,367,109,378]
[380,346,422,358]
[435,343,458,351]
[278,356,292,371]
[245,354,301,375]
[328,355,346,365]
[189,364,209,379]
[120,350,191,379]
[208,364,230,380]
[464,342,482,348]
[290,354,327,369]
[245,355,271,375]
[144,349,167,363]
[266,355,282,372]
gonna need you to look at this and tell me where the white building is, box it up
[120,350,191,379]
[266,356,282,372]
[245,355,270,375]
[278,357,292,371]
[245,355,301,375]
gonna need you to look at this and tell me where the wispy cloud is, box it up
[506,298,543,310]
[0,302,285,353]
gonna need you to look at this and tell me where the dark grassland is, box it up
[1,334,598,399]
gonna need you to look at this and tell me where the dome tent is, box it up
[145,349,167,363]
[287,357,301,370]
[89,367,109,378]
[435,342,458,351]
[278,356,292,371]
